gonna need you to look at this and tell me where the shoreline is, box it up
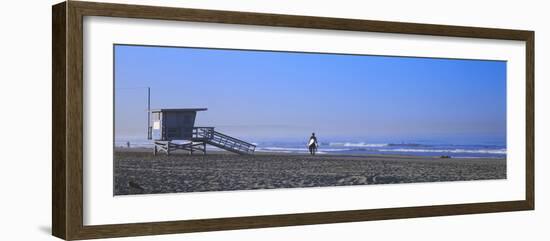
[114,147,504,159]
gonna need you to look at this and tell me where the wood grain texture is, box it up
[525,32,535,209]
[71,1,533,40]
[66,2,85,240]
[73,201,530,240]
[52,2,67,239]
[51,1,535,240]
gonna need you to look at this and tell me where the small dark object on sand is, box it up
[440,155,451,158]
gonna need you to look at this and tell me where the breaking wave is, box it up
[329,142,388,147]
[378,148,507,155]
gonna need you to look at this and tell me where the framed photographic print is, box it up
[52,1,534,240]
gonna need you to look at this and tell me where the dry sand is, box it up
[114,148,506,195]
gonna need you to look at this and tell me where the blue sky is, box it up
[114,45,506,144]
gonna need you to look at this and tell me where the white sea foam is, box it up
[258,147,350,152]
[256,147,328,154]
[329,142,388,147]
[378,148,507,154]
[115,139,506,157]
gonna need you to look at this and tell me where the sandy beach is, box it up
[114,148,506,195]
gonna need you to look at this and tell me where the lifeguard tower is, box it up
[148,108,256,155]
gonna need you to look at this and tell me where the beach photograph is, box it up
[114,45,506,195]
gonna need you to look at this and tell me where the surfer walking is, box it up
[308,133,319,156]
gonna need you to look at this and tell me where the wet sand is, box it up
[114,148,506,195]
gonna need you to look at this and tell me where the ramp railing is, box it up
[192,127,256,155]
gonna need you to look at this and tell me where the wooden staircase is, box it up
[192,127,256,155]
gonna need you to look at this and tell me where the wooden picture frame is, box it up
[52,1,534,240]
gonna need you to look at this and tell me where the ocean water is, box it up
[255,141,506,158]
[254,141,506,158]
[115,139,506,158]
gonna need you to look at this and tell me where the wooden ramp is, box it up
[192,127,256,155]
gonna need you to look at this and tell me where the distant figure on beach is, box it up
[308,133,319,155]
